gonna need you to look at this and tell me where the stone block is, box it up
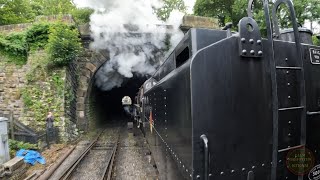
[76,103,85,111]
[77,97,85,104]
[0,73,5,77]
[0,77,5,83]
[180,15,219,32]
[2,157,24,173]
[82,69,91,78]
[85,63,96,73]
[77,111,85,118]
[76,89,86,97]
[80,76,89,85]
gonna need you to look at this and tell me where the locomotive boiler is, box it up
[135,0,320,179]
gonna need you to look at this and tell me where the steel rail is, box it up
[56,130,105,180]
[100,129,121,180]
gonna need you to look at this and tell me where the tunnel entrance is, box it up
[88,75,147,127]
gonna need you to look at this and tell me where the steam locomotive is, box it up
[134,0,320,179]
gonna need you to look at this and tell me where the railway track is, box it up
[55,127,121,180]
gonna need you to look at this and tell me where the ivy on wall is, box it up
[0,21,82,67]
[0,21,83,128]
[22,51,66,123]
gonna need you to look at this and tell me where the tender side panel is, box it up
[144,62,192,179]
[191,37,273,180]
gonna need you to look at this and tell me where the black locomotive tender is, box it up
[133,0,320,179]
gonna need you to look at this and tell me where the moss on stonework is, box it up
[21,51,70,131]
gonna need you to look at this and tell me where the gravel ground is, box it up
[112,127,159,180]
[47,123,158,180]
[69,127,119,180]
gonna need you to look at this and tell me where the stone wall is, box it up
[0,52,78,142]
[0,61,28,120]
[0,15,74,34]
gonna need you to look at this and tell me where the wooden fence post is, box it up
[9,110,14,140]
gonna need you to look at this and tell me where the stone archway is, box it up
[75,49,110,130]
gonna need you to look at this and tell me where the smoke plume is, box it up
[74,0,185,91]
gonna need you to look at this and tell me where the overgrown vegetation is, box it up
[0,22,82,66]
[313,36,320,46]
[9,139,38,157]
[71,8,94,25]
[194,0,320,32]
[0,0,94,25]
[21,51,66,123]
[46,23,82,67]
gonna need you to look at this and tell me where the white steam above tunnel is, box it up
[74,0,186,91]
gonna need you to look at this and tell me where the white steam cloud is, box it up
[74,0,185,91]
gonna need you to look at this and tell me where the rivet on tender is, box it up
[209,174,212,177]
[258,51,263,56]
[220,172,224,175]
[262,164,265,167]
[288,121,291,124]
[285,57,288,61]
[257,40,262,44]
[252,166,255,169]
[241,38,246,43]
[196,175,200,179]
[288,96,291,99]
[242,49,247,55]
[249,39,254,44]
[287,83,290,86]
[288,133,291,136]
[231,170,235,173]
[279,160,282,163]
[286,71,289,74]
[250,50,255,55]
[242,168,246,171]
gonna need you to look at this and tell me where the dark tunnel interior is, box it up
[90,75,147,126]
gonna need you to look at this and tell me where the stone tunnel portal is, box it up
[88,75,147,127]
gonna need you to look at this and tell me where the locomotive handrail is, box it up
[247,0,273,40]
[200,134,209,180]
[272,0,301,46]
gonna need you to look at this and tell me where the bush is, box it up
[313,35,320,46]
[26,23,50,50]
[46,23,82,67]
[0,32,28,65]
[9,139,38,157]
[72,8,94,25]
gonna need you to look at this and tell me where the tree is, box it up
[194,0,320,30]
[156,0,187,21]
[31,0,75,15]
[0,0,35,25]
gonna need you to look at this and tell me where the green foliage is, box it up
[71,8,94,25]
[26,23,50,50]
[9,139,38,157]
[0,0,77,25]
[0,32,28,64]
[9,139,38,150]
[156,0,187,21]
[194,0,320,30]
[0,22,82,66]
[46,23,82,67]
[0,0,36,25]
[34,0,76,15]
[313,36,320,46]
[22,69,65,122]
